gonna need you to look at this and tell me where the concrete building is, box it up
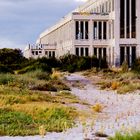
[24,0,140,67]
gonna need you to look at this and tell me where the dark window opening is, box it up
[94,48,97,56]
[85,48,89,56]
[80,21,84,39]
[76,48,79,56]
[131,0,136,38]
[120,0,125,38]
[93,22,97,39]
[45,51,48,55]
[120,47,125,65]
[81,48,84,56]
[52,51,55,57]
[126,47,130,66]
[99,48,102,59]
[49,51,51,57]
[127,0,130,38]
[103,48,107,60]
[36,51,38,55]
[99,22,102,39]
[85,21,89,39]
[103,22,107,39]
[132,46,136,63]
[75,21,79,39]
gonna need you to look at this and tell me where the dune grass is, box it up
[109,132,140,140]
[0,70,78,136]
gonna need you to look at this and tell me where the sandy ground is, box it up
[1,73,140,140]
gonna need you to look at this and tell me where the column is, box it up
[78,21,81,39]
[102,21,104,40]
[130,46,132,66]
[107,21,109,40]
[83,48,85,57]
[79,47,81,56]
[101,48,104,58]
[97,48,99,58]
[125,0,127,38]
[83,21,86,40]
[124,46,127,61]
[97,21,99,40]
[130,0,132,38]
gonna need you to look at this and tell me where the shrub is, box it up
[0,74,14,85]
[111,81,120,90]
[92,103,103,113]
[122,61,129,72]
[109,132,140,140]
[132,58,140,73]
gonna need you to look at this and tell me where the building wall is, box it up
[24,0,140,67]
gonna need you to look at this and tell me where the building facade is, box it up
[24,0,140,67]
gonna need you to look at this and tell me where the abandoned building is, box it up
[24,0,140,67]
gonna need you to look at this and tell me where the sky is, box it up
[0,0,87,50]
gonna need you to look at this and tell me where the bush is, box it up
[0,64,13,74]
[132,58,140,73]
[109,132,140,140]
[59,54,108,73]
[0,74,14,85]
[92,103,103,113]
[122,61,129,72]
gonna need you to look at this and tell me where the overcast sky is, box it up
[0,0,86,50]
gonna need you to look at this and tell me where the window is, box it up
[93,21,97,39]
[52,51,55,57]
[75,21,89,40]
[103,22,107,39]
[80,21,84,39]
[98,22,102,39]
[85,21,89,39]
[131,0,136,38]
[120,0,125,38]
[45,51,48,55]
[94,48,97,56]
[81,48,84,56]
[127,0,130,38]
[76,48,79,56]
[75,21,79,39]
[32,51,34,55]
[36,51,38,55]
[49,51,51,57]
[85,48,89,56]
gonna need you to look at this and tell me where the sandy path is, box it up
[1,73,140,140]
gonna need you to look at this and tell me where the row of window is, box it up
[32,50,55,58]
[86,0,114,14]
[32,51,42,56]
[76,21,109,40]
[93,21,107,40]
[120,0,136,38]
[75,47,89,57]
[75,21,89,40]
[75,47,107,59]
[120,46,136,66]
[45,51,55,58]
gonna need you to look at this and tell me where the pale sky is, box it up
[0,0,86,50]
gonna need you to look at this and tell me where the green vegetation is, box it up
[0,70,79,136]
[109,132,140,140]
[83,67,140,94]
